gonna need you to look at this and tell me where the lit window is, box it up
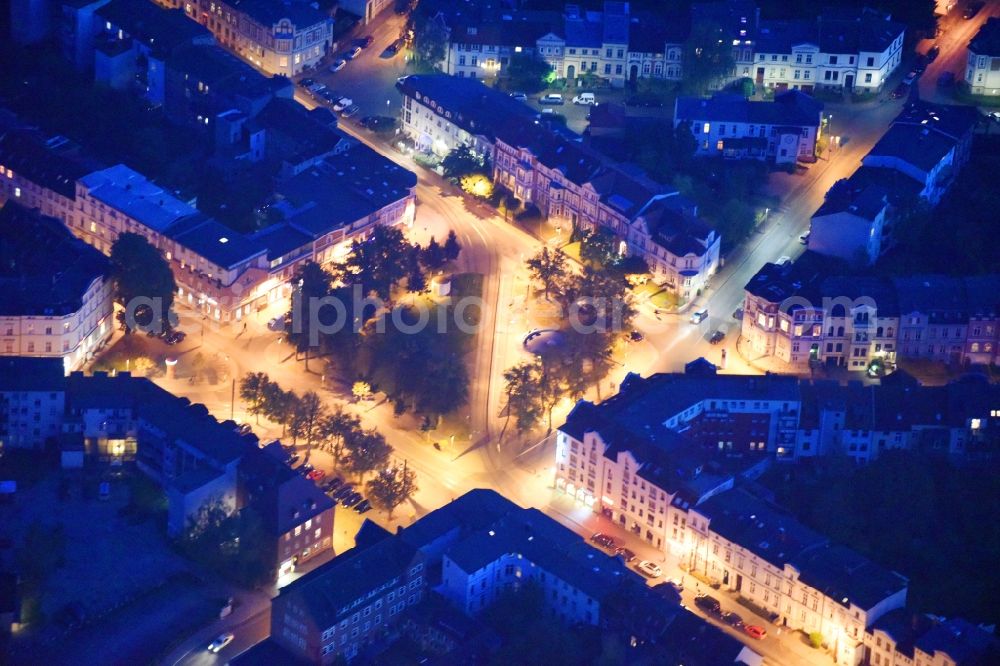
[14,187,20,198]
[703,123,710,134]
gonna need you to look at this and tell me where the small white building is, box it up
[965,17,1000,96]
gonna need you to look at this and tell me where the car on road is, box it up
[890,82,909,99]
[345,46,362,60]
[361,115,396,132]
[381,39,404,58]
[572,92,596,105]
[208,633,235,653]
[776,255,791,266]
[800,231,810,245]
[937,71,955,88]
[342,104,360,118]
[510,92,528,101]
[963,1,983,19]
[299,77,316,88]
[539,93,565,105]
[628,330,644,342]
[333,97,353,112]
[323,477,344,493]
[926,45,939,62]
[744,624,767,640]
[286,452,300,465]
[636,560,662,578]
[354,499,372,513]
[340,491,363,508]
[332,484,354,500]
[690,308,708,324]
[306,469,326,482]
[732,307,744,320]
[694,594,722,615]
[330,59,347,72]
[988,111,1000,123]
[319,89,340,105]
[614,546,636,562]
[903,70,919,85]
[298,463,314,475]
[721,611,744,628]
[357,35,374,48]
[309,83,327,97]
[165,330,186,345]
[235,423,253,436]
[267,316,284,331]
[590,532,617,550]
[709,327,727,344]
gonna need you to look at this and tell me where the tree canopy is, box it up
[682,19,736,94]
[110,232,177,333]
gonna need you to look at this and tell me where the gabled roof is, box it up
[399,488,518,550]
[226,0,330,29]
[0,129,100,199]
[865,124,959,173]
[812,179,888,221]
[915,617,1000,664]
[675,90,823,127]
[0,203,112,317]
[96,0,211,57]
[251,98,345,166]
[80,164,199,233]
[792,544,907,611]
[969,17,1000,57]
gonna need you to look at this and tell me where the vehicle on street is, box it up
[165,330,186,345]
[298,463,314,476]
[354,499,372,513]
[614,546,636,562]
[709,326,728,345]
[306,469,326,482]
[800,231,810,244]
[361,115,396,132]
[309,84,327,97]
[236,423,253,436]
[636,560,662,578]
[357,35,374,48]
[345,46,362,60]
[330,59,347,72]
[744,624,767,639]
[590,532,617,550]
[319,89,340,105]
[299,77,316,88]
[963,2,983,19]
[776,255,791,266]
[267,316,284,331]
[988,111,1000,123]
[287,452,300,465]
[539,93,564,105]
[572,92,596,105]
[333,484,354,500]
[381,39,404,58]
[732,307,744,320]
[914,59,927,75]
[694,595,722,615]
[342,104,360,118]
[510,92,528,101]
[890,82,909,99]
[926,45,939,62]
[937,71,955,88]
[208,633,235,653]
[690,308,708,324]
[340,491,363,508]
[629,330,644,342]
[903,70,918,85]
[721,611,744,628]
[333,97,353,112]
[323,477,344,492]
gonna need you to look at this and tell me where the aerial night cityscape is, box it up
[1,0,999,663]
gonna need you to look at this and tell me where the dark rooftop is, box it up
[96,0,211,57]
[166,215,266,269]
[793,544,907,611]
[675,90,823,127]
[914,617,1000,665]
[0,357,66,390]
[969,17,1000,56]
[0,203,112,317]
[865,123,960,173]
[0,129,100,199]
[226,0,330,29]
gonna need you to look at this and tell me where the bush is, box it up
[515,204,542,222]
[809,632,824,649]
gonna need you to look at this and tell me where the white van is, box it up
[690,308,708,324]
[572,92,596,105]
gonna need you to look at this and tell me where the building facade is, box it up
[965,17,1000,96]
[0,358,67,450]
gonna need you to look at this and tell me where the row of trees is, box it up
[503,248,636,435]
[239,372,418,518]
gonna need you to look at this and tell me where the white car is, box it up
[346,46,362,60]
[776,255,792,266]
[333,97,353,112]
[330,59,347,72]
[208,633,234,653]
[636,560,663,578]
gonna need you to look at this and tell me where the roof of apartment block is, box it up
[399,488,520,551]
[96,0,211,56]
[792,543,907,611]
[0,129,100,199]
[628,12,689,51]
[812,179,889,221]
[892,101,978,141]
[80,164,199,232]
[248,454,335,536]
[277,536,419,627]
[969,17,1000,56]
[250,98,345,166]
[695,487,828,568]
[166,214,266,269]
[865,123,959,173]
[249,221,314,262]
[167,43,292,100]
[756,8,902,54]
[675,91,823,127]
[0,203,112,317]
[870,609,935,658]
[649,608,763,666]
[915,617,1000,664]
[743,251,848,305]
[226,0,330,29]
[890,276,969,317]
[451,12,562,47]
[0,357,66,391]
[837,165,923,205]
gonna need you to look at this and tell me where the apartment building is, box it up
[0,204,114,372]
[753,8,904,93]
[741,252,1000,371]
[339,0,393,25]
[688,488,908,666]
[57,0,112,69]
[867,612,1000,666]
[0,358,66,450]
[674,90,824,164]
[810,180,890,265]
[965,17,1000,96]
[182,0,333,77]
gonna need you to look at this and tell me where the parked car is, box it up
[165,330,185,345]
[721,611,744,628]
[333,484,354,500]
[709,327,727,344]
[340,491,363,508]
[926,45,939,62]
[690,308,708,324]
[381,39,403,57]
[342,104,360,118]
[298,463,314,476]
[937,71,955,87]
[510,92,528,101]
[357,35,374,48]
[287,452,300,465]
[572,92,596,105]
[890,82,909,99]
[799,231,810,245]
[361,115,396,131]
[744,624,767,640]
[732,307,744,320]
[354,499,372,513]
[299,77,316,88]
[590,532,617,550]
[208,633,235,653]
[236,423,253,436]
[345,46,362,60]
[903,70,919,85]
[539,93,564,105]
[694,594,722,615]
[988,111,1000,123]
[333,97,353,112]
[636,560,662,578]
[267,316,284,331]
[323,477,344,493]
[963,1,983,20]
[330,59,347,72]
[614,546,636,562]
[628,330,644,342]
[776,255,791,266]
[306,469,326,482]
[309,84,327,97]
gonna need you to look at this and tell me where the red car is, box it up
[306,469,326,482]
[744,624,767,640]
